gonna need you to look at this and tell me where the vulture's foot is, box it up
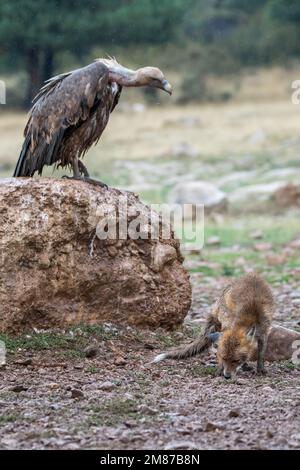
[62,175,108,189]
[83,177,109,189]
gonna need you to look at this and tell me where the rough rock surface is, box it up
[264,325,300,362]
[0,178,191,333]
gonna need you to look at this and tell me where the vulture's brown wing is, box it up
[14,61,109,176]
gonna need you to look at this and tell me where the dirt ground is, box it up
[1,275,300,450]
[1,74,300,449]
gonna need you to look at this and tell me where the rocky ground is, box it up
[1,101,300,450]
[1,274,300,450]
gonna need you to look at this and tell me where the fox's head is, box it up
[209,327,256,379]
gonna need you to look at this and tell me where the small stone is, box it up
[290,292,300,299]
[250,229,263,239]
[143,343,155,350]
[71,388,84,399]
[84,345,99,358]
[48,382,59,389]
[123,420,137,428]
[65,443,80,450]
[14,358,32,366]
[11,385,28,393]
[206,236,221,246]
[228,409,240,418]
[164,441,198,450]
[266,254,287,265]
[114,357,126,366]
[137,404,158,415]
[254,242,272,251]
[99,381,115,391]
[289,239,300,249]
[261,386,274,393]
[204,421,225,432]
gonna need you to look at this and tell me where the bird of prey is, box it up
[13,58,172,186]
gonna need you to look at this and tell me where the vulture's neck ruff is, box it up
[98,58,137,86]
[97,58,172,94]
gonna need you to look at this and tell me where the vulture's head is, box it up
[135,66,172,95]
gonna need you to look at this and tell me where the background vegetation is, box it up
[1,0,300,107]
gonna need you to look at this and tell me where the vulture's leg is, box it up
[78,160,90,177]
[63,158,108,189]
[62,158,81,179]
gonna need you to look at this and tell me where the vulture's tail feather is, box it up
[13,128,65,177]
[13,134,31,177]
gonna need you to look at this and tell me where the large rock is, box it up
[168,181,227,213]
[229,181,288,203]
[272,182,300,208]
[0,178,191,333]
[250,325,300,362]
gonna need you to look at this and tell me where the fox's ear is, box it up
[247,326,256,338]
[208,332,222,343]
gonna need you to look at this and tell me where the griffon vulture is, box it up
[13,58,172,186]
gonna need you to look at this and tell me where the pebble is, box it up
[99,381,115,391]
[84,345,99,358]
[71,389,84,399]
[11,385,28,393]
[206,236,221,246]
[228,409,240,418]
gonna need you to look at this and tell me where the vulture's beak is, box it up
[161,79,172,95]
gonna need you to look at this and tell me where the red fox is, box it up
[153,273,274,379]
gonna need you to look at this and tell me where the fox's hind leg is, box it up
[257,336,267,375]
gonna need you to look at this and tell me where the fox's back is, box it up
[214,273,274,330]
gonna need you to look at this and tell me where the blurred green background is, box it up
[1,0,300,107]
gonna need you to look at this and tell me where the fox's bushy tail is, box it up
[153,314,220,363]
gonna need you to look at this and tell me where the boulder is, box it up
[272,182,300,208]
[0,178,191,333]
[168,181,227,214]
[250,325,300,362]
[229,181,288,203]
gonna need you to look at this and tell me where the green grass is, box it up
[0,323,118,354]
[184,213,300,281]
[0,332,72,352]
[0,413,18,424]
[280,360,300,371]
[154,330,184,348]
[86,398,141,427]
[188,365,218,377]
[86,366,99,374]
[72,323,118,341]
[204,216,300,249]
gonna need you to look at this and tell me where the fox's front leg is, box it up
[257,336,267,375]
[218,363,224,376]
